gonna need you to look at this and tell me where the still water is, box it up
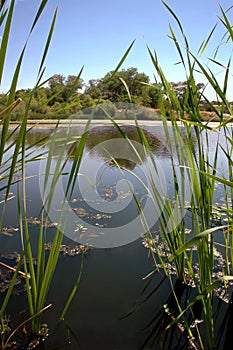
[0,123,231,349]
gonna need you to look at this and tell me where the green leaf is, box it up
[0,0,15,85]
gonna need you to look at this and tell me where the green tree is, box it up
[98,67,150,102]
[62,75,84,101]
[47,74,65,105]
[85,79,101,99]
[171,81,205,105]
[140,84,161,108]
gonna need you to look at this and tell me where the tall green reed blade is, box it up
[198,24,218,57]
[161,1,189,50]
[17,6,70,334]
[0,0,51,171]
[167,226,227,262]
[0,0,15,85]
[190,53,230,115]
[110,40,135,79]
[0,0,64,336]
[37,6,57,77]
[146,3,233,347]
[0,0,7,12]
[22,8,88,331]
[0,6,8,28]
[218,5,233,42]
[166,26,200,119]
[147,47,180,111]
[64,65,84,103]
[0,0,16,167]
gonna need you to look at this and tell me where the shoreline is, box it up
[7,119,233,128]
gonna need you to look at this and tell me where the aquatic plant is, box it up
[95,2,233,349]
[0,1,135,343]
[139,2,233,349]
[0,0,87,340]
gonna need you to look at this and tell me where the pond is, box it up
[0,122,232,349]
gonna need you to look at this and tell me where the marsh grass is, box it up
[97,2,233,349]
[0,0,61,340]
[0,1,135,343]
[1,0,233,348]
[0,0,87,341]
[138,2,233,349]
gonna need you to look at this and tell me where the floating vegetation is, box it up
[0,227,19,237]
[72,207,89,217]
[210,206,233,226]
[74,224,88,232]
[44,243,89,257]
[0,242,88,297]
[72,206,112,221]
[142,233,233,303]
[26,217,57,228]
[91,213,111,220]
[0,217,57,236]
[27,323,49,350]
[0,255,26,295]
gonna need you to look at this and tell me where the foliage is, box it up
[0,67,163,119]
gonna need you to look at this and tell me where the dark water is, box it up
[0,124,232,349]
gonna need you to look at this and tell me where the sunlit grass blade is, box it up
[109,40,135,79]
[0,6,8,27]
[218,5,233,42]
[37,6,58,78]
[119,77,132,103]
[198,23,218,56]
[190,52,229,111]
[30,0,49,33]
[161,1,189,49]
[0,0,15,85]
[167,226,227,262]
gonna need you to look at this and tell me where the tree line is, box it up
[0,67,205,120]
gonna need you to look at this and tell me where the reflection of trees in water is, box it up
[21,125,198,171]
[25,129,52,146]
[107,158,137,171]
[9,128,53,147]
[86,125,163,152]
[85,125,168,169]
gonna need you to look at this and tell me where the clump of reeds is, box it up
[140,2,233,348]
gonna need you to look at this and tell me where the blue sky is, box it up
[1,0,233,100]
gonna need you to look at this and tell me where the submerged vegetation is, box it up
[0,0,233,349]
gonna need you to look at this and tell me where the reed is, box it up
[1,0,233,348]
[0,1,135,342]
[0,0,75,340]
[137,2,233,348]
